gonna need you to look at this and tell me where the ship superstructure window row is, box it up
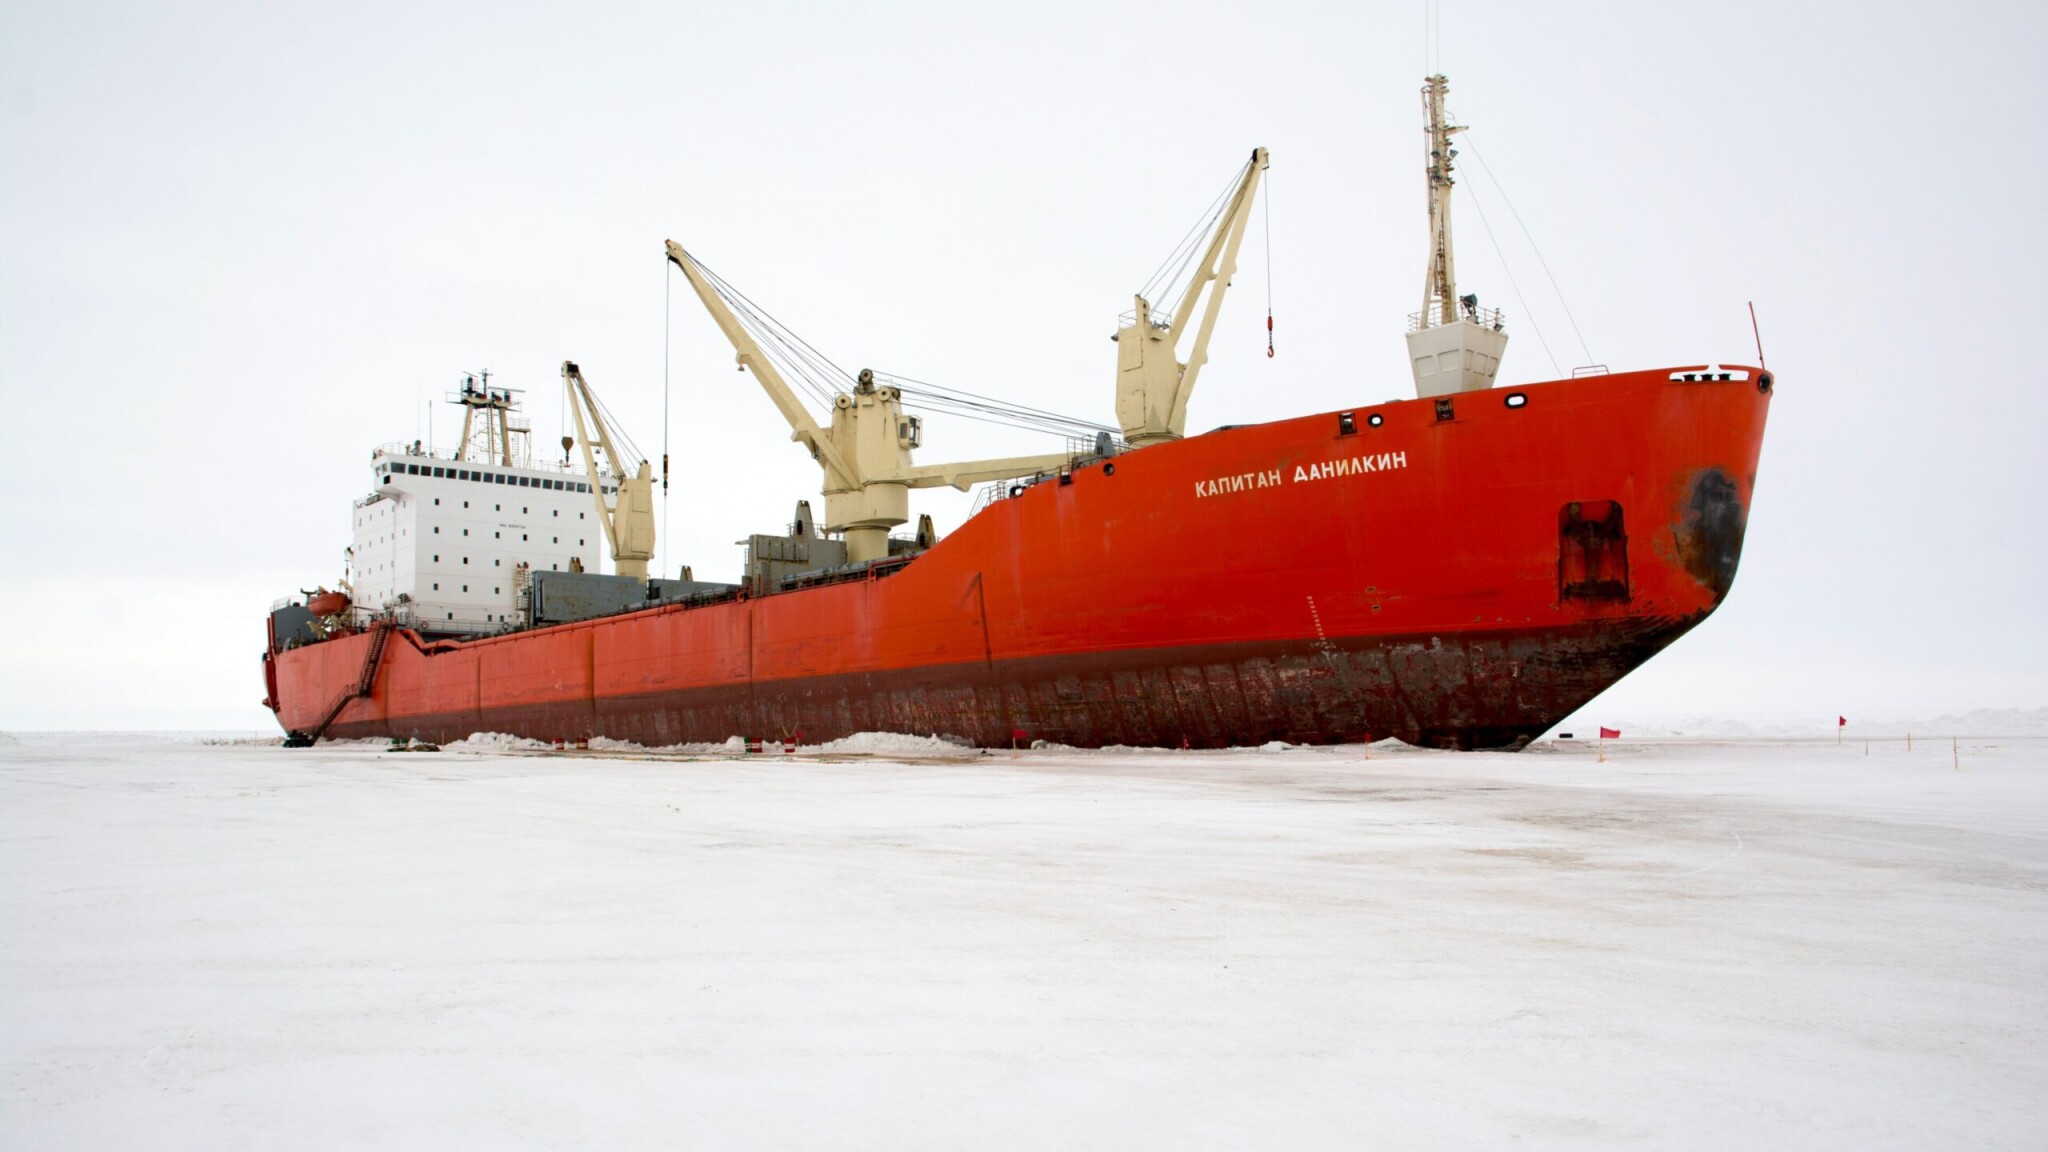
[374,460,608,494]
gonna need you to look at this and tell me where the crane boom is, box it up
[1114,147,1268,447]
[665,240,1069,562]
[561,361,656,581]
[664,239,857,488]
[895,453,1074,492]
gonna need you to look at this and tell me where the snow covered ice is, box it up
[3,734,2045,1148]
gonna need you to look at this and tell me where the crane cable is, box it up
[1461,132,1594,366]
[680,250,1112,444]
[680,251,854,407]
[1458,167,1561,377]
[1264,166,1275,358]
[1137,157,1251,321]
[661,255,672,580]
[875,371,1117,440]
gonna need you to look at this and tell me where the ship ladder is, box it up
[295,621,394,746]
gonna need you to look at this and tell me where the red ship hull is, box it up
[265,365,1771,750]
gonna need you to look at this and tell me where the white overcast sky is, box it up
[2,0,2043,729]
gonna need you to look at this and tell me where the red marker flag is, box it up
[1599,726,1620,739]
[1838,716,1847,727]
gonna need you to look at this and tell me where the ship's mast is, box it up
[1404,74,1509,398]
[453,370,521,465]
[1420,75,1461,329]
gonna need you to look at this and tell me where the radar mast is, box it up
[1405,74,1510,398]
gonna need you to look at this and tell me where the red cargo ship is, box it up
[266,365,1767,749]
[262,78,1771,751]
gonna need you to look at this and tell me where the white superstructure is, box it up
[346,373,623,633]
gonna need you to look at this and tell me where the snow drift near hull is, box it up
[268,365,1771,750]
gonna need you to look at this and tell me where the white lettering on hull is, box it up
[1193,452,1409,498]
[1293,451,1407,484]
[1193,468,1284,499]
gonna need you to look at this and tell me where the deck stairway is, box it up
[288,623,394,746]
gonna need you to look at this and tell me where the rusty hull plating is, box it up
[267,364,1771,750]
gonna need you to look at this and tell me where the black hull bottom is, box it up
[316,616,1698,752]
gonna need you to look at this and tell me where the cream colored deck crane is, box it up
[1113,147,1268,447]
[666,241,1071,564]
[560,360,657,580]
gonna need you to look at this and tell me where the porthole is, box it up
[1103,462,1116,476]
[1757,372,1773,393]
[1504,392,1529,409]
[1367,413,1385,428]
